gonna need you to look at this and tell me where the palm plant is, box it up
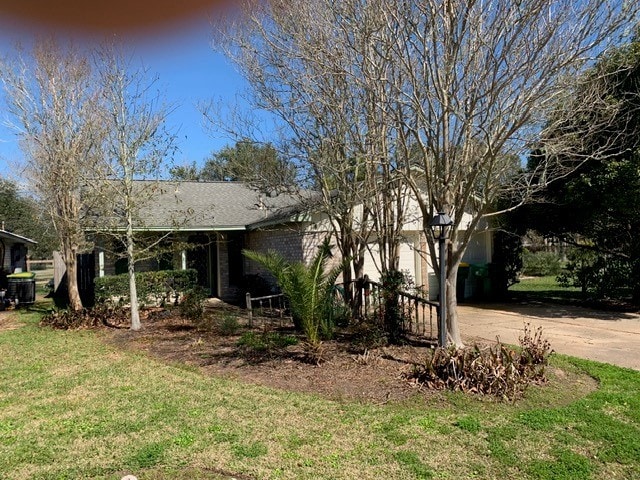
[243,239,345,347]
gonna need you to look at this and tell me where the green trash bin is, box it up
[469,264,490,299]
[7,271,36,305]
[457,262,470,301]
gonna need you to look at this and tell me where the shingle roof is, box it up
[136,181,306,231]
[0,230,37,244]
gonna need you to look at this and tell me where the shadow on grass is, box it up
[120,466,255,480]
[24,299,56,314]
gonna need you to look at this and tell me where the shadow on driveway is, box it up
[463,300,639,321]
[458,302,640,370]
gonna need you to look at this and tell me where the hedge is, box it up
[94,269,199,307]
[521,250,564,277]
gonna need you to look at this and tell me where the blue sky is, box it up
[0,14,253,180]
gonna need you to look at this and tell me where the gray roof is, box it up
[135,181,306,231]
[0,229,37,244]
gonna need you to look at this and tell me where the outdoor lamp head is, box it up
[429,212,453,240]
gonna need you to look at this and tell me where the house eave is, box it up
[0,230,38,245]
[247,213,311,230]
[87,225,248,233]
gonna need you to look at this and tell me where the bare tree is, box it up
[1,40,103,311]
[210,0,411,319]
[215,0,637,345]
[382,0,638,345]
[92,47,177,330]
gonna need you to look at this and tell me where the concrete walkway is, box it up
[458,302,640,371]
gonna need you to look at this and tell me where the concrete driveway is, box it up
[458,302,640,371]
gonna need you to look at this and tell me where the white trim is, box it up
[99,251,105,277]
[214,237,221,297]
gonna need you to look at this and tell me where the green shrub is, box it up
[381,270,405,343]
[557,247,631,300]
[350,320,389,350]
[95,269,198,307]
[217,313,241,335]
[179,287,207,321]
[237,331,298,354]
[522,250,563,277]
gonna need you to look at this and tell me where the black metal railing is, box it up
[245,277,439,340]
[345,278,439,340]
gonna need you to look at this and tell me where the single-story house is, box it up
[91,181,320,301]
[91,180,493,302]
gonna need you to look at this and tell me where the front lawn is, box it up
[509,275,583,304]
[1,307,639,479]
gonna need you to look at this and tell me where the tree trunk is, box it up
[445,266,463,347]
[127,226,141,331]
[350,248,366,318]
[382,270,404,344]
[129,262,141,330]
[62,242,83,311]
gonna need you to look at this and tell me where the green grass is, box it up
[1,306,640,479]
[509,275,583,304]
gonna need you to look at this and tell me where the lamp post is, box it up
[429,211,453,347]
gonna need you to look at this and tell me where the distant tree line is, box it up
[170,139,296,193]
[504,35,640,304]
[0,178,57,259]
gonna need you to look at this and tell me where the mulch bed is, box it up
[33,300,595,405]
[103,303,438,404]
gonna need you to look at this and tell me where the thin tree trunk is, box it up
[127,223,141,331]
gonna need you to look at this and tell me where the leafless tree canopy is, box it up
[1,40,104,310]
[213,0,638,345]
[2,41,177,325]
[90,46,177,330]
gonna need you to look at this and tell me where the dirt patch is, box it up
[104,306,426,404]
[100,302,596,404]
[0,310,22,331]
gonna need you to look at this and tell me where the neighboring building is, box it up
[0,229,37,293]
[91,181,493,303]
[0,229,37,274]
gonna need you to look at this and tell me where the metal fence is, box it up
[245,277,440,340]
[346,278,440,340]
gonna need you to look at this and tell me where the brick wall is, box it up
[245,224,305,279]
[243,223,343,291]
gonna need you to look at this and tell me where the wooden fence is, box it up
[245,292,290,326]
[26,258,54,271]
